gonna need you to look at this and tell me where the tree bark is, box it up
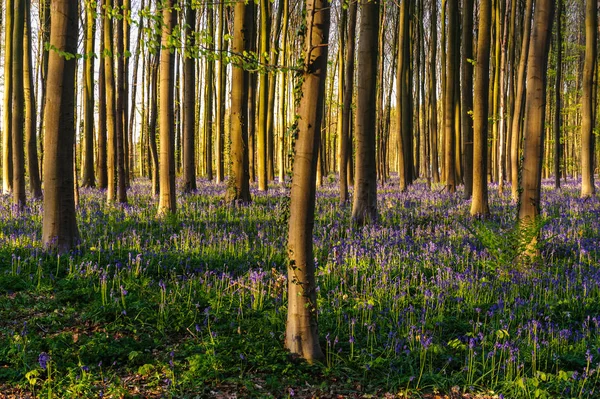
[553,0,563,189]
[116,0,128,204]
[444,0,458,193]
[97,0,108,189]
[104,0,117,202]
[257,0,270,191]
[285,0,330,363]
[581,0,596,198]
[183,0,197,192]
[42,0,80,252]
[82,0,96,188]
[471,0,491,217]
[462,0,474,198]
[226,0,253,203]
[11,0,26,211]
[157,0,177,215]
[517,0,554,255]
[3,0,13,195]
[351,0,379,225]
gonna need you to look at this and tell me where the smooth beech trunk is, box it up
[470,0,491,217]
[517,0,554,255]
[444,0,458,193]
[82,0,96,188]
[42,0,79,252]
[116,0,128,204]
[285,0,330,363]
[183,0,197,192]
[226,0,252,204]
[11,0,26,211]
[157,0,177,215]
[3,0,13,195]
[580,0,596,198]
[104,0,117,202]
[351,0,379,225]
[462,0,474,198]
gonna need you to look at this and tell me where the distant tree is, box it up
[352,0,380,225]
[157,0,177,215]
[42,0,80,252]
[470,0,491,217]
[285,0,330,362]
[518,0,554,255]
[82,0,96,188]
[580,0,596,198]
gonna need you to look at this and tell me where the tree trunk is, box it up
[148,51,160,196]
[339,0,357,203]
[510,0,533,201]
[97,0,108,189]
[462,0,474,198]
[183,0,197,192]
[351,0,379,225]
[471,0,491,217]
[226,0,253,203]
[204,4,214,181]
[116,0,128,204]
[517,0,554,256]
[3,0,13,195]
[581,0,596,198]
[157,0,177,215]
[429,1,439,184]
[11,0,26,211]
[215,0,227,183]
[81,0,96,188]
[104,0,117,202]
[277,0,289,184]
[23,0,42,199]
[285,0,330,363]
[42,0,80,252]
[444,0,458,193]
[257,0,270,191]
[553,0,562,190]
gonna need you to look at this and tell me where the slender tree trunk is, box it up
[115,0,127,203]
[497,5,509,194]
[517,0,554,256]
[11,0,26,211]
[429,1,439,184]
[277,0,289,184]
[157,0,177,215]
[3,0,14,195]
[510,0,533,201]
[148,52,160,196]
[471,0,491,217]
[24,0,42,199]
[205,4,214,181]
[257,0,270,191]
[128,0,145,181]
[183,0,197,192]
[462,0,474,198]
[285,0,330,362]
[553,0,563,189]
[352,0,379,225]
[444,0,458,193]
[105,0,117,202]
[82,0,96,188]
[42,0,80,252]
[215,0,227,183]
[340,1,357,203]
[97,0,108,189]
[226,0,253,203]
[581,0,596,198]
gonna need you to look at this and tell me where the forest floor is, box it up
[0,177,598,398]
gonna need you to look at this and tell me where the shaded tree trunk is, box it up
[104,0,117,202]
[3,0,13,195]
[97,0,108,189]
[462,0,474,198]
[444,0,458,193]
[116,0,128,203]
[183,0,197,192]
[553,0,563,189]
[351,0,379,225]
[257,0,270,191]
[11,0,26,211]
[517,0,554,256]
[81,0,96,188]
[42,0,80,252]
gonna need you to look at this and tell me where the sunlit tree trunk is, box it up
[183,0,197,192]
[226,0,253,203]
[510,0,533,201]
[497,5,509,195]
[115,0,128,203]
[581,0,596,198]
[352,0,379,225]
[81,0,96,188]
[204,4,214,181]
[277,0,289,184]
[517,0,554,256]
[444,0,458,193]
[148,51,160,196]
[157,0,177,215]
[3,0,13,195]
[215,0,227,183]
[471,0,491,217]
[285,0,330,363]
[97,0,108,189]
[42,0,79,252]
[104,0,117,202]
[23,0,41,199]
[429,1,439,184]
[257,0,270,191]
